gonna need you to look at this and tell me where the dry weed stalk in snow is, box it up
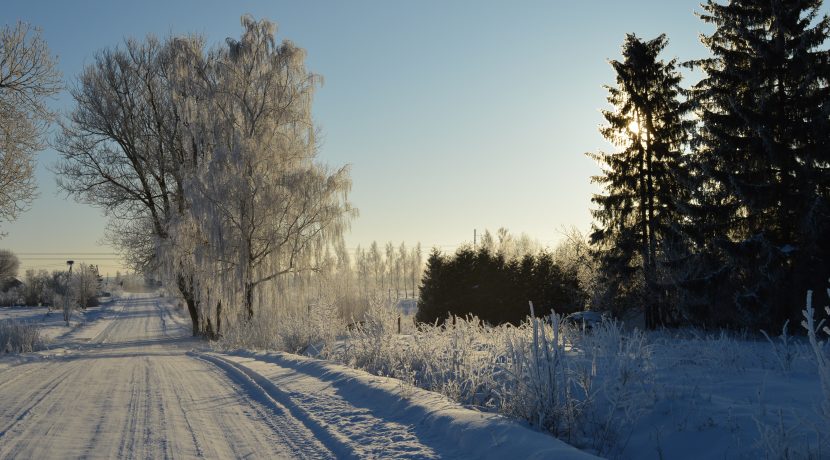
[802,288,830,424]
[0,319,46,353]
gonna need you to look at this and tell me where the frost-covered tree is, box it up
[0,249,19,282]
[588,34,691,326]
[367,241,385,295]
[71,263,100,309]
[477,228,542,261]
[409,242,423,299]
[22,269,51,306]
[688,0,830,327]
[0,21,60,231]
[180,16,354,323]
[56,34,209,335]
[553,227,600,309]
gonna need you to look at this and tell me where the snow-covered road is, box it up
[0,294,594,459]
[0,295,331,459]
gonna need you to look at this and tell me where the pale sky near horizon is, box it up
[4,0,822,276]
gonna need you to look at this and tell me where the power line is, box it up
[16,252,119,255]
[19,258,122,260]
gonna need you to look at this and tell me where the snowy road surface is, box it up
[0,294,593,459]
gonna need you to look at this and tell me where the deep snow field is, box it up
[617,328,827,458]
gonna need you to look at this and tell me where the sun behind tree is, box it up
[587,33,692,328]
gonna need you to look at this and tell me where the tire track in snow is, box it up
[193,352,442,459]
[0,361,42,391]
[0,359,80,441]
[79,360,120,460]
[116,363,142,460]
[0,358,88,457]
[189,352,335,459]
[0,294,359,459]
[162,359,207,458]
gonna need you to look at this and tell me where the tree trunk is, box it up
[216,300,222,336]
[644,110,659,329]
[244,282,254,321]
[177,273,202,337]
[204,317,215,339]
[636,116,654,330]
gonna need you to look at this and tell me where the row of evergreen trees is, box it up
[590,0,830,329]
[416,247,585,326]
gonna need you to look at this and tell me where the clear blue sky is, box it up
[2,0,797,275]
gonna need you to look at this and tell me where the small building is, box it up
[0,277,23,293]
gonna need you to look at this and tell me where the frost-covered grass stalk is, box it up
[751,288,830,458]
[336,301,650,455]
[801,289,830,424]
[578,318,652,454]
[499,304,593,447]
[0,319,46,353]
[761,320,797,373]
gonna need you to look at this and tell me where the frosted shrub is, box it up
[340,300,405,376]
[580,319,652,455]
[0,319,46,353]
[0,289,22,307]
[334,303,656,455]
[339,306,505,407]
[408,315,503,407]
[218,301,343,355]
[499,309,584,439]
[280,301,343,355]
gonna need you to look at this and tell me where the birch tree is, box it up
[0,21,60,230]
[181,16,354,323]
[56,34,211,335]
[58,16,354,334]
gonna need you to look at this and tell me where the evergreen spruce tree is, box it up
[689,0,830,328]
[589,34,691,328]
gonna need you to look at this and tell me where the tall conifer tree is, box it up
[689,0,830,327]
[589,34,691,328]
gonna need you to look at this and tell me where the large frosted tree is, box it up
[56,17,353,335]
[0,21,60,232]
[179,16,355,325]
[56,34,208,335]
[688,0,830,327]
[589,34,691,327]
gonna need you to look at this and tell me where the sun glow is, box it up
[627,120,640,135]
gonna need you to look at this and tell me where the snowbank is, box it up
[201,350,598,459]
